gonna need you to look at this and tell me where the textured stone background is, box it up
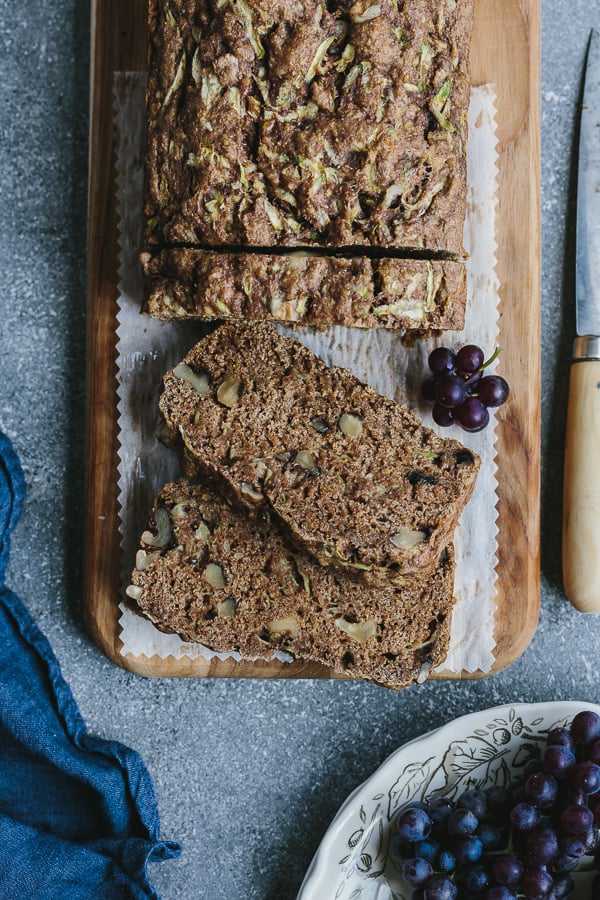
[0,3,597,897]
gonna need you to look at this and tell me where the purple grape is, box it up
[477,819,504,850]
[560,803,593,834]
[590,793,600,824]
[456,344,484,374]
[477,375,510,407]
[525,772,559,808]
[457,789,488,819]
[447,808,479,836]
[454,835,483,864]
[493,854,524,886]
[559,832,588,858]
[428,347,456,375]
[396,807,433,841]
[511,802,541,832]
[423,875,457,900]
[437,849,456,874]
[543,746,575,779]
[570,710,600,746]
[547,728,576,752]
[436,374,467,409]
[460,863,490,893]
[413,839,440,865]
[455,397,490,432]
[403,858,434,887]
[569,761,600,795]
[521,866,554,898]
[432,404,455,427]
[427,798,454,824]
[527,828,559,865]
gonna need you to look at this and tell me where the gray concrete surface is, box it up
[0,2,598,898]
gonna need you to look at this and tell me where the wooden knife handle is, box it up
[563,359,600,612]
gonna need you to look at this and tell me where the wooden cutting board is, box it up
[85,0,541,680]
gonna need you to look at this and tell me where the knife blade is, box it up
[563,29,600,612]
[576,30,600,335]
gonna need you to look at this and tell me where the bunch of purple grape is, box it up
[422,344,509,433]
[390,710,600,898]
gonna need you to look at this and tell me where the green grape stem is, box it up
[481,346,503,370]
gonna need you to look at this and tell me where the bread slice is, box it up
[159,321,479,583]
[126,480,455,689]
[141,248,466,332]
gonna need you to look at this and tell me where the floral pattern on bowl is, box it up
[298,702,600,900]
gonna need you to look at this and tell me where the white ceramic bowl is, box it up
[298,702,600,900]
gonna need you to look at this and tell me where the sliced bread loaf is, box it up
[159,321,479,583]
[126,480,455,689]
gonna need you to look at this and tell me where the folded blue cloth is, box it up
[0,431,181,898]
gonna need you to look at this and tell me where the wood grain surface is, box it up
[85,0,541,680]
[563,360,600,614]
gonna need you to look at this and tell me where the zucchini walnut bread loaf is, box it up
[126,480,456,688]
[144,0,475,253]
[141,249,466,331]
[159,321,480,583]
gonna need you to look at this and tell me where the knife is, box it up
[563,29,600,612]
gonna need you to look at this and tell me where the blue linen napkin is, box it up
[0,431,181,898]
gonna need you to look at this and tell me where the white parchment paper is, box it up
[113,73,500,673]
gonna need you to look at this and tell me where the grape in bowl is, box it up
[298,703,600,900]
